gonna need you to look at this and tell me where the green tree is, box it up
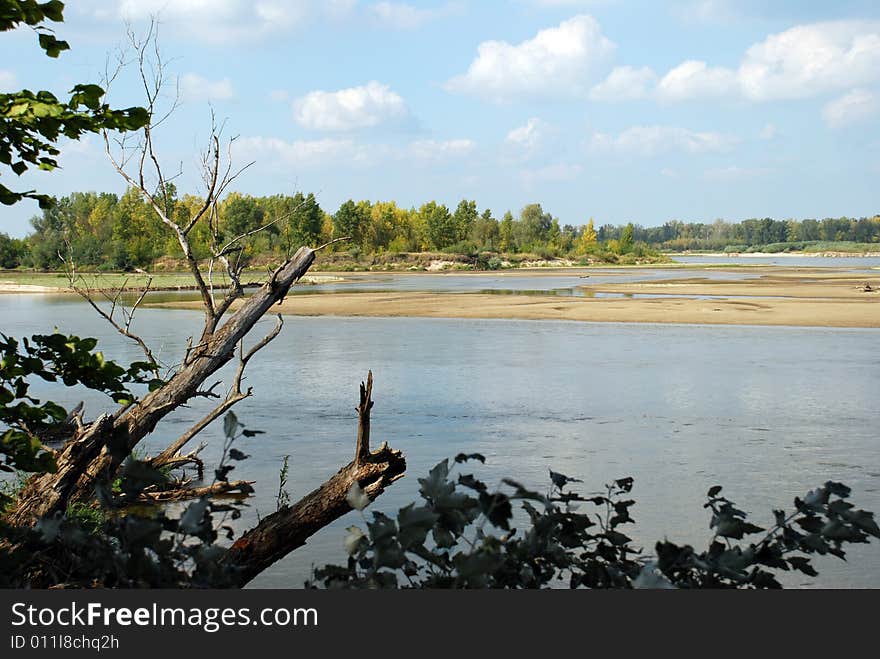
[472,208,499,250]
[499,211,514,252]
[619,223,634,254]
[517,203,552,249]
[452,199,478,244]
[420,201,455,250]
[333,199,369,249]
[222,193,266,239]
[0,231,24,267]
[289,193,323,248]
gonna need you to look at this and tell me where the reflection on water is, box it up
[2,295,879,588]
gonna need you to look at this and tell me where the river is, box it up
[2,284,878,588]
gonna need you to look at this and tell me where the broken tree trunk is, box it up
[221,371,405,586]
[7,247,316,526]
[222,444,405,586]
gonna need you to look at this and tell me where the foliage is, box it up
[0,332,160,480]
[0,408,255,588]
[310,455,879,589]
[0,0,148,208]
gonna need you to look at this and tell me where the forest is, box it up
[2,189,879,271]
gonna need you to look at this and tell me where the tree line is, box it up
[1,188,878,270]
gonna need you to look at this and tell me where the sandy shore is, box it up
[152,268,880,328]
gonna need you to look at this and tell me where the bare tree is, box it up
[5,22,405,586]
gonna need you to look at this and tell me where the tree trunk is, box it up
[8,247,315,525]
[222,443,405,586]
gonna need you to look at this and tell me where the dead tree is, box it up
[4,23,405,584]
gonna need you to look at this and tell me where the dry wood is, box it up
[222,374,405,585]
[222,444,405,586]
[138,480,254,503]
[7,248,316,525]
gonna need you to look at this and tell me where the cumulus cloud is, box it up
[591,125,739,156]
[445,15,615,101]
[739,21,880,101]
[179,73,234,102]
[656,21,880,102]
[505,117,550,151]
[369,2,458,29]
[822,89,879,128]
[656,60,736,101]
[590,65,656,101]
[408,139,475,160]
[293,81,408,131]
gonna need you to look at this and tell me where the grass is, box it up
[0,270,269,290]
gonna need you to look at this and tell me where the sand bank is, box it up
[156,283,879,329]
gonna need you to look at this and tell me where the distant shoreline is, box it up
[671,251,880,258]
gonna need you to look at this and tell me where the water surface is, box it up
[3,295,878,588]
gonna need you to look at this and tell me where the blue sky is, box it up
[2,0,879,237]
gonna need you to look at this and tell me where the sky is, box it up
[1,0,879,237]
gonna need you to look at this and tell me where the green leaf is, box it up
[223,411,240,438]
[37,33,69,57]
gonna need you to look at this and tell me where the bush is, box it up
[311,455,880,589]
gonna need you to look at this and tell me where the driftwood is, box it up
[138,480,255,503]
[7,247,316,525]
[222,372,405,586]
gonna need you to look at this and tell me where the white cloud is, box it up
[179,73,234,102]
[505,117,549,151]
[445,14,615,101]
[293,81,408,131]
[656,21,880,103]
[674,0,737,24]
[591,125,739,156]
[408,139,475,160]
[822,89,879,128]
[369,2,457,29]
[91,1,353,43]
[235,136,372,167]
[704,165,774,182]
[269,89,290,102]
[656,60,736,101]
[590,65,656,101]
[0,70,15,91]
[739,21,880,101]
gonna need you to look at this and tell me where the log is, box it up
[138,480,255,503]
[221,443,405,586]
[221,371,405,586]
[8,247,316,525]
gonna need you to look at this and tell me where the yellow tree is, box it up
[578,217,597,254]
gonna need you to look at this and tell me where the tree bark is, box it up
[8,247,316,525]
[221,371,404,586]
[222,443,405,587]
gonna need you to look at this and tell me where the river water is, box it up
[2,279,878,588]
